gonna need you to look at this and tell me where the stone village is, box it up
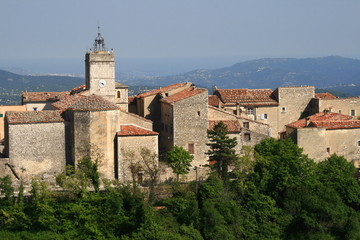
[1,32,360,187]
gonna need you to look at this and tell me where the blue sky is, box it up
[1,0,360,74]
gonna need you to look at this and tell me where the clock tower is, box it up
[85,27,115,102]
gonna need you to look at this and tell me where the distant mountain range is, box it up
[1,56,360,105]
[128,56,360,90]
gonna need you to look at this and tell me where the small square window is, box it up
[244,133,251,142]
[197,111,201,116]
[247,108,254,115]
[261,113,268,119]
[339,110,342,114]
[0,114,3,118]
[243,122,249,129]
[357,141,360,147]
[351,110,356,116]
[326,147,331,154]
[281,107,286,113]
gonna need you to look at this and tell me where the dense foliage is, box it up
[166,146,194,181]
[1,138,360,239]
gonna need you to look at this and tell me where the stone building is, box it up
[0,30,158,184]
[285,111,360,166]
[310,92,360,118]
[211,86,315,138]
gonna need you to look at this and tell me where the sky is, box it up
[1,0,360,75]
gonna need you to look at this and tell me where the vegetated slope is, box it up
[130,56,360,90]
[0,69,84,91]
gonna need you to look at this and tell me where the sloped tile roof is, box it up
[136,83,188,98]
[117,124,158,136]
[161,87,206,104]
[309,120,360,130]
[6,110,65,124]
[208,120,241,133]
[52,95,86,110]
[287,112,353,129]
[22,91,70,103]
[208,95,220,107]
[315,92,337,100]
[70,85,87,95]
[215,89,278,106]
[68,95,119,111]
[128,96,136,104]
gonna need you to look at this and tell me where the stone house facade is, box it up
[286,112,360,166]
[211,86,315,138]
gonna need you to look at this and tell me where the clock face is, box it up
[99,80,107,88]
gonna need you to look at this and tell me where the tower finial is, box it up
[93,26,106,52]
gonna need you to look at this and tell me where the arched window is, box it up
[117,91,121,98]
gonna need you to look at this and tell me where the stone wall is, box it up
[173,90,209,166]
[317,98,360,118]
[296,127,327,162]
[117,135,158,183]
[275,86,315,136]
[6,122,66,181]
[160,102,174,152]
[325,128,360,166]
[120,111,153,130]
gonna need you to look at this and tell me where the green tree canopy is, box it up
[207,121,238,182]
[166,146,194,182]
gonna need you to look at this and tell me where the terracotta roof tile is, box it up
[287,112,353,129]
[315,92,337,100]
[6,110,64,124]
[208,95,220,107]
[215,89,278,106]
[309,120,360,130]
[68,95,120,111]
[70,85,87,95]
[128,96,136,104]
[208,120,241,133]
[161,87,206,104]
[117,124,158,136]
[22,91,69,103]
[52,95,86,110]
[136,83,188,98]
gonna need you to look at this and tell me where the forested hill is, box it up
[130,56,360,90]
[0,69,84,92]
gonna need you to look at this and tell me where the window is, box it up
[117,91,121,98]
[137,172,143,184]
[33,107,37,111]
[0,114,3,118]
[351,109,356,116]
[339,110,342,114]
[197,111,201,116]
[165,93,169,97]
[243,122,249,129]
[247,108,254,115]
[233,110,237,115]
[357,141,360,147]
[326,147,331,154]
[188,143,195,154]
[281,107,286,113]
[261,113,268,119]
[244,133,251,142]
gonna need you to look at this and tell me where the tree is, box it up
[140,147,160,202]
[166,146,193,182]
[122,149,143,193]
[207,121,238,182]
